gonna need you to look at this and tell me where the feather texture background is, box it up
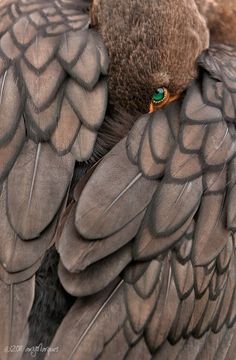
[1,0,236,359]
[0,0,108,358]
[52,44,236,359]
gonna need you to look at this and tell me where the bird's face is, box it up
[91,0,209,114]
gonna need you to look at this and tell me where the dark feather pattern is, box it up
[1,1,236,358]
[0,185,56,273]
[192,194,229,266]
[0,0,109,358]
[45,281,127,360]
[75,138,157,239]
[52,44,236,359]
[7,141,74,239]
[0,67,23,145]
[0,277,35,360]
[151,178,202,237]
[58,245,132,297]
[58,205,144,272]
[183,81,222,124]
[126,114,150,165]
[27,248,76,360]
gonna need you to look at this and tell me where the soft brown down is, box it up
[196,0,236,45]
[91,0,209,114]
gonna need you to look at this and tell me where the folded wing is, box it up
[53,44,236,359]
[0,0,109,357]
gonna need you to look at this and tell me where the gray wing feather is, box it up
[53,44,236,359]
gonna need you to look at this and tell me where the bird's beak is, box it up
[149,94,180,113]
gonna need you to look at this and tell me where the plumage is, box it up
[97,329,129,360]
[227,157,236,230]
[213,259,236,332]
[210,271,227,301]
[214,326,236,360]
[203,168,226,194]
[138,122,165,179]
[165,101,181,140]
[145,259,180,352]
[0,277,35,360]
[58,245,132,297]
[58,30,88,66]
[123,319,142,345]
[202,73,222,108]
[194,266,215,297]
[7,141,74,239]
[58,205,144,272]
[152,338,186,360]
[0,117,25,182]
[0,259,41,285]
[149,110,174,162]
[66,76,108,129]
[151,178,202,237]
[134,212,193,261]
[122,262,150,285]
[12,16,37,46]
[125,283,158,334]
[0,14,110,342]
[24,34,60,72]
[125,338,151,360]
[66,31,104,90]
[20,59,65,110]
[126,114,150,165]
[50,97,81,155]
[25,90,64,142]
[1,0,236,359]
[192,193,229,265]
[169,290,195,343]
[223,88,235,121]
[187,289,209,334]
[0,67,22,145]
[0,31,21,60]
[175,225,193,263]
[133,259,162,299]
[203,121,234,168]
[179,123,206,153]
[217,237,233,274]
[46,281,127,360]
[172,255,194,299]
[195,296,222,337]
[71,125,97,162]
[0,186,56,273]
[227,285,236,328]
[75,138,157,239]
[183,81,222,124]
[169,146,202,181]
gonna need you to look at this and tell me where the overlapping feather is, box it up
[0,0,108,357]
[53,44,236,358]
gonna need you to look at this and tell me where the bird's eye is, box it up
[150,87,179,113]
[152,87,168,104]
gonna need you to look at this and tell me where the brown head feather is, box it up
[91,0,209,114]
[196,0,236,46]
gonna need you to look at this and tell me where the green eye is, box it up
[150,87,179,112]
[152,87,166,104]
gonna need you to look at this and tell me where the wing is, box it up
[0,0,109,357]
[49,44,236,359]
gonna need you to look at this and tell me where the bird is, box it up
[0,0,236,359]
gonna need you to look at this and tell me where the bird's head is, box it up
[91,0,209,114]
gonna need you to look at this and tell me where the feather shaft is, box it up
[28,142,41,208]
[0,70,7,105]
[68,280,124,360]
